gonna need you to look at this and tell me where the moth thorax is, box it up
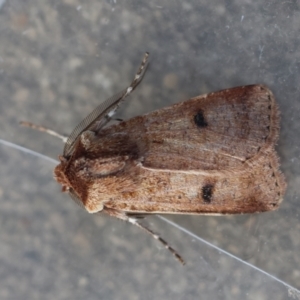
[80,131,96,150]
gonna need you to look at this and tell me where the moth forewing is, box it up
[57,81,285,264]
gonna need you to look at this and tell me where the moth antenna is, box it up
[127,217,185,265]
[20,121,68,143]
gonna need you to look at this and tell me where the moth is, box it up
[21,53,286,264]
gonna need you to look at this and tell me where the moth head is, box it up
[54,155,72,192]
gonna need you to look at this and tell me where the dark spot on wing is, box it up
[194,110,208,127]
[202,184,214,203]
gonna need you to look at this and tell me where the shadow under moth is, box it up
[21,53,286,264]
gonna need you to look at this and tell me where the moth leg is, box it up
[123,52,149,98]
[103,207,185,265]
[114,118,123,122]
[98,52,149,127]
[20,121,67,143]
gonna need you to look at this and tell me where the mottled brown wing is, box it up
[101,148,286,214]
[76,84,286,214]
[99,84,279,172]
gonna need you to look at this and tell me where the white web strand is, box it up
[0,137,299,297]
[158,215,300,297]
[0,138,59,164]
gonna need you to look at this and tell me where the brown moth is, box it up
[21,53,286,264]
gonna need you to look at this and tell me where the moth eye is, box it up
[202,184,214,203]
[194,110,208,128]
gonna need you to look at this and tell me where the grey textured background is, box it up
[0,1,299,299]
